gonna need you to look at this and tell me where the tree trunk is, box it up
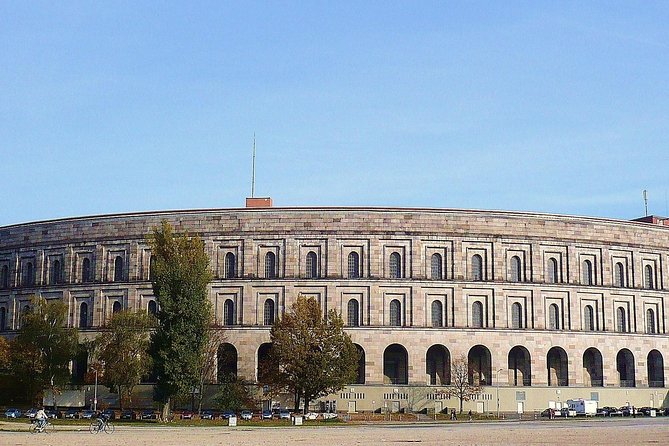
[161,398,171,422]
[304,396,310,415]
[459,396,463,414]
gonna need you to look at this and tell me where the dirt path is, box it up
[1,418,668,446]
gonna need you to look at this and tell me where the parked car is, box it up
[45,409,62,419]
[141,410,158,420]
[200,410,215,420]
[222,410,235,419]
[240,410,253,421]
[595,407,611,417]
[322,412,338,420]
[120,410,136,420]
[262,410,272,420]
[304,412,319,420]
[180,410,193,420]
[25,408,38,419]
[64,408,80,419]
[81,410,97,419]
[620,406,632,416]
[101,409,116,420]
[4,408,21,418]
[279,410,291,420]
[638,407,653,416]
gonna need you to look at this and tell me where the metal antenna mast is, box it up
[251,134,256,198]
[643,189,648,217]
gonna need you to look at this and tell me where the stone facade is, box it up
[1,207,668,412]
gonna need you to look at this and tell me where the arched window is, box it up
[547,258,558,283]
[347,299,359,327]
[20,304,30,328]
[347,252,360,279]
[511,302,522,329]
[471,254,483,281]
[51,259,62,285]
[548,303,559,330]
[582,260,593,285]
[431,253,442,280]
[614,262,624,287]
[24,262,34,286]
[148,300,157,316]
[79,302,88,328]
[389,252,402,279]
[263,299,275,325]
[510,256,521,282]
[431,300,443,328]
[644,265,654,289]
[113,256,124,282]
[0,307,6,331]
[616,307,626,332]
[224,299,235,326]
[389,299,401,326]
[472,301,483,328]
[1,265,9,288]
[82,258,91,283]
[305,251,318,279]
[646,308,656,334]
[584,305,595,331]
[264,252,276,279]
[112,301,122,314]
[224,252,236,279]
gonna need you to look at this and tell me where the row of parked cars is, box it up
[3,407,339,422]
[541,406,669,417]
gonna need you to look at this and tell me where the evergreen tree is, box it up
[149,220,213,419]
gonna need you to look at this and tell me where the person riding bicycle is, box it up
[35,407,48,430]
[96,411,110,430]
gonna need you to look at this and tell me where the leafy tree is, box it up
[0,336,9,373]
[268,295,359,412]
[214,377,256,412]
[442,354,481,414]
[149,220,213,420]
[193,328,226,414]
[10,296,77,404]
[96,310,154,410]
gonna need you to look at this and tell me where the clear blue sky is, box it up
[2,1,668,226]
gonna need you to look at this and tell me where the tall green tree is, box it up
[96,310,154,410]
[10,296,78,404]
[268,295,359,412]
[149,220,213,419]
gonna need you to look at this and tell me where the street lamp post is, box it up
[496,368,504,419]
[93,368,98,412]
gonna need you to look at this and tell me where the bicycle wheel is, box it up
[29,423,38,434]
[103,421,115,434]
[89,421,100,434]
[43,423,52,434]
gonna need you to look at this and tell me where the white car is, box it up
[303,412,319,420]
[322,412,338,420]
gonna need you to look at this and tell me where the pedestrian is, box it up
[451,409,457,421]
[468,410,472,421]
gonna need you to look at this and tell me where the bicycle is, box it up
[29,420,52,434]
[89,417,115,434]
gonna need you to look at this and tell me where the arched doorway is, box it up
[617,349,635,387]
[426,345,451,385]
[71,345,88,384]
[583,348,603,387]
[648,350,664,388]
[468,345,492,386]
[547,346,568,386]
[217,343,238,383]
[508,346,531,386]
[383,344,408,385]
[257,343,276,383]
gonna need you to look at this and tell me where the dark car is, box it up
[222,410,235,419]
[180,410,193,420]
[200,410,216,420]
[262,410,272,420]
[101,409,116,420]
[64,408,80,419]
[141,410,158,420]
[45,409,62,419]
[596,407,611,416]
[120,410,136,420]
[638,407,652,416]
[603,406,622,416]
[81,410,97,419]
[4,408,21,418]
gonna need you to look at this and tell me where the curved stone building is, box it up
[1,205,668,413]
